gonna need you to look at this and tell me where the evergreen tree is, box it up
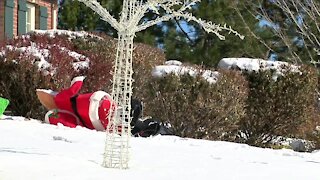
[59,0,161,45]
[58,0,121,36]
[162,0,273,66]
[58,0,272,67]
[261,0,319,64]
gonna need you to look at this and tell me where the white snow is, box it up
[164,60,183,66]
[152,60,220,84]
[218,58,300,73]
[4,44,52,70]
[0,30,93,75]
[31,29,103,40]
[0,116,319,180]
[152,58,300,84]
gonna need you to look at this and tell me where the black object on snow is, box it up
[131,118,173,137]
[130,98,173,137]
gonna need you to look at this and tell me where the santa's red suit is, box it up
[44,76,115,131]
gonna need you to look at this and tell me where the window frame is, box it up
[26,3,36,32]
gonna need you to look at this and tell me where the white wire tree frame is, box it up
[76,0,244,169]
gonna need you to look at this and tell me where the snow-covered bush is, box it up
[0,30,165,119]
[0,53,54,119]
[0,31,114,118]
[143,69,248,140]
[239,65,318,147]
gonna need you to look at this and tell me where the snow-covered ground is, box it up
[0,116,319,180]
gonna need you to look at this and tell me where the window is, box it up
[26,3,35,32]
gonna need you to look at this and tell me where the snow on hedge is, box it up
[217,58,302,81]
[31,29,103,40]
[0,30,95,74]
[152,60,220,84]
[218,58,300,72]
[152,58,302,84]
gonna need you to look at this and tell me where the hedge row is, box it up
[0,32,164,119]
[239,66,318,147]
[143,69,248,140]
[143,65,319,149]
[0,32,319,149]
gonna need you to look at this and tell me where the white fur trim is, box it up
[45,109,80,125]
[89,91,111,131]
[36,89,58,96]
[70,76,85,86]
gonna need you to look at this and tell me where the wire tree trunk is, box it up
[76,0,243,169]
[103,33,134,169]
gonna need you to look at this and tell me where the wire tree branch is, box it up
[76,0,121,31]
[136,10,245,40]
[76,0,244,40]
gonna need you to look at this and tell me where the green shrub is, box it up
[132,43,166,100]
[239,65,318,146]
[143,69,248,140]
[310,127,320,150]
[300,104,320,151]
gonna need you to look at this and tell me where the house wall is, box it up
[0,0,58,41]
[34,0,58,30]
[0,1,5,41]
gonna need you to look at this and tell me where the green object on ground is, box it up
[0,97,10,117]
